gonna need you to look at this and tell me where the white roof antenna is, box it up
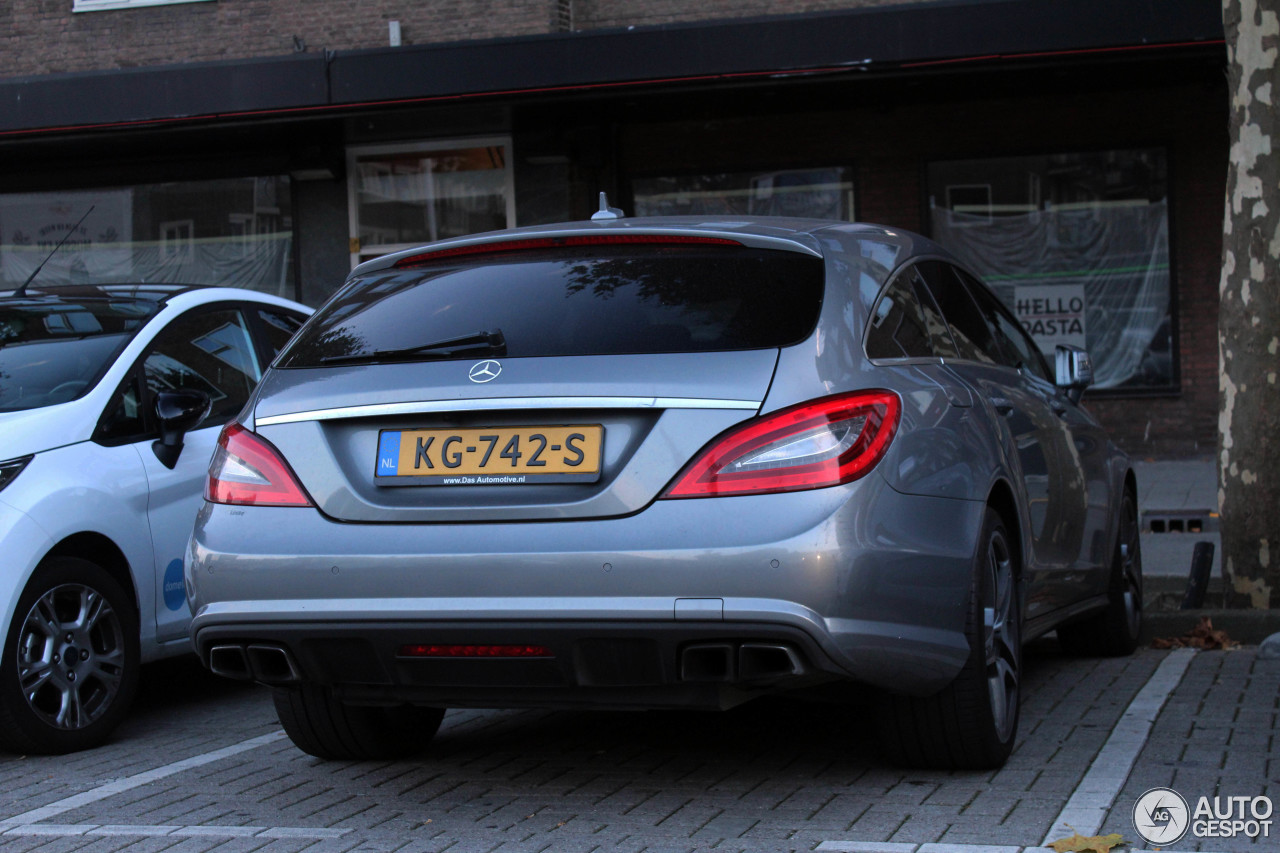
[591,192,626,221]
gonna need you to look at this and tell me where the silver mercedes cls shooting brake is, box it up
[187,216,1141,769]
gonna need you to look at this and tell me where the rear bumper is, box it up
[187,475,983,704]
[194,619,854,710]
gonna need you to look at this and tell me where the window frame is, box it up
[346,137,516,269]
[74,0,213,12]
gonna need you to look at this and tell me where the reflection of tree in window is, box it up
[279,250,822,365]
[560,254,805,352]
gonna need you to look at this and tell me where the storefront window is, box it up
[0,177,294,297]
[928,149,1172,391]
[633,166,854,219]
[348,138,514,266]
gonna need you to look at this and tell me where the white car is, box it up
[0,283,310,754]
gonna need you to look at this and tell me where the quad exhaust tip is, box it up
[208,643,301,684]
[680,642,806,683]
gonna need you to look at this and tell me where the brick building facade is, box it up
[0,0,1228,456]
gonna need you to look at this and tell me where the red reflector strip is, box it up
[397,644,554,658]
[393,234,741,267]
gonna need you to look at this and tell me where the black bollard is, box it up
[1181,541,1215,609]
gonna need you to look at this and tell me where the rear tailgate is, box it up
[253,236,825,523]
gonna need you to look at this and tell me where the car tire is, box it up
[876,507,1022,770]
[0,557,140,755]
[272,684,445,760]
[1057,489,1142,657]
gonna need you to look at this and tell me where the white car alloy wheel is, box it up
[0,558,140,755]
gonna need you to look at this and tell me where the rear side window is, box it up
[866,265,959,360]
[256,309,307,360]
[279,246,825,366]
[916,261,1002,365]
[955,268,1054,383]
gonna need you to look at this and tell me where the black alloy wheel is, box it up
[1058,489,1143,656]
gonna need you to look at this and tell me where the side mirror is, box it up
[151,389,212,469]
[1055,345,1094,404]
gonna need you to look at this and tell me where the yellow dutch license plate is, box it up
[375,425,604,485]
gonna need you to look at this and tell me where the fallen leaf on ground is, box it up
[1151,616,1239,650]
[1047,828,1127,853]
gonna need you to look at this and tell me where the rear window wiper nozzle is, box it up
[320,329,506,366]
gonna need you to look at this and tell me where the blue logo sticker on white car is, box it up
[163,558,186,611]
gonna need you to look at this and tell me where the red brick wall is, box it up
[0,0,917,77]
[0,0,560,76]
[619,79,1228,455]
[572,0,914,29]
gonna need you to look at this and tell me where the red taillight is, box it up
[205,422,314,507]
[397,644,553,658]
[661,390,901,499]
[393,234,741,267]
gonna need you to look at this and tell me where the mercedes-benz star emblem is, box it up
[468,359,502,383]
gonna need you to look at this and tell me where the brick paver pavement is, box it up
[0,640,1274,852]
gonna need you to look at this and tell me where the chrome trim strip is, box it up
[255,396,762,426]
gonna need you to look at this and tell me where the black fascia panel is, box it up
[0,0,1223,136]
[0,53,328,134]
[329,0,1225,105]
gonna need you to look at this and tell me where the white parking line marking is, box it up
[1042,648,1196,844]
[819,840,1228,845]
[0,730,287,830]
[1,824,348,839]
[819,650,1199,853]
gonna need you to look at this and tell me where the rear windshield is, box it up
[279,245,825,367]
[0,297,157,412]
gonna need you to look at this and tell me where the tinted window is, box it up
[0,297,157,412]
[96,376,145,443]
[96,307,262,443]
[866,266,957,360]
[957,268,1053,382]
[916,261,1001,365]
[257,309,307,360]
[280,246,825,367]
[144,308,260,424]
